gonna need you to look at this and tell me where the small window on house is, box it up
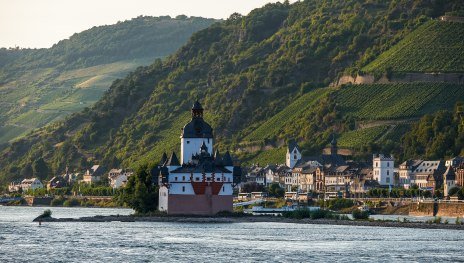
[182,186,185,192]
[175,177,178,181]
[294,154,297,159]
[387,162,390,167]
[222,186,225,192]
[182,176,185,181]
[387,170,389,175]
[217,177,221,181]
[195,177,200,181]
[187,140,190,144]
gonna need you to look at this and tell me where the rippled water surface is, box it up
[0,206,463,262]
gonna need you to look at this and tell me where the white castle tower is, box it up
[373,154,395,186]
[180,101,213,164]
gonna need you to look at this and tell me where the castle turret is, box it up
[180,101,213,164]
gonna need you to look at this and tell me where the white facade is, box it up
[373,154,394,186]
[181,137,213,164]
[108,169,133,189]
[286,146,301,169]
[166,172,233,195]
[21,178,44,191]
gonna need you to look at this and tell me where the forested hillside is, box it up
[1,0,463,185]
[0,16,217,145]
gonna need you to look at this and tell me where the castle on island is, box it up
[158,101,241,215]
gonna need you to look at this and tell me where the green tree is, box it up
[117,164,158,213]
[32,158,49,180]
[20,163,33,177]
[268,183,284,198]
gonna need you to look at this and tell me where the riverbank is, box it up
[34,214,464,230]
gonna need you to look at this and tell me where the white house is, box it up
[373,154,394,186]
[21,178,44,192]
[83,165,103,184]
[108,169,133,189]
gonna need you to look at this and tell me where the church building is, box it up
[158,101,241,215]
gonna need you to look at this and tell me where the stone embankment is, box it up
[35,214,464,230]
[332,72,464,87]
[409,202,464,217]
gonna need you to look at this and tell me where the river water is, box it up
[0,206,463,262]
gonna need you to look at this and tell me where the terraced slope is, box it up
[244,88,331,141]
[363,20,464,73]
[336,83,464,120]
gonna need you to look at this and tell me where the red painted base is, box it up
[167,194,233,215]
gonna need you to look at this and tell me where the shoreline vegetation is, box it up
[33,212,464,231]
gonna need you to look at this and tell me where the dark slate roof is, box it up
[288,140,299,152]
[192,100,203,110]
[166,152,180,166]
[181,117,213,138]
[233,166,243,177]
[214,149,223,166]
[160,152,168,165]
[321,153,346,167]
[222,151,233,166]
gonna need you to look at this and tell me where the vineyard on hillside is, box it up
[363,20,464,73]
[244,88,331,141]
[337,126,389,148]
[336,83,464,120]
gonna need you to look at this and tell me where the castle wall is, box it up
[166,194,233,215]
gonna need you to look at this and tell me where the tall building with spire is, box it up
[158,101,241,215]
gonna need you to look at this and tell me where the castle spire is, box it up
[191,100,204,118]
[330,133,337,156]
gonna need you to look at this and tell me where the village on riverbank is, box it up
[2,101,464,226]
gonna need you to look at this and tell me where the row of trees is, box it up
[367,187,442,199]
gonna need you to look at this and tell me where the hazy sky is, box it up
[0,0,289,49]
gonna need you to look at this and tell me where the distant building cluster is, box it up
[8,164,134,194]
[242,139,464,199]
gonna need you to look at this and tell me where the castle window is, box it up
[387,170,389,175]
[386,178,390,183]
[175,177,178,181]
[182,176,185,181]
[196,177,200,181]
[387,162,390,167]
[182,186,185,192]
[222,186,225,192]
[294,154,297,159]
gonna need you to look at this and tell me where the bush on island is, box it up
[50,197,65,206]
[63,198,80,207]
[34,209,52,221]
[352,209,369,220]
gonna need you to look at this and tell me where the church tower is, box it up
[180,101,214,164]
[286,140,301,169]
